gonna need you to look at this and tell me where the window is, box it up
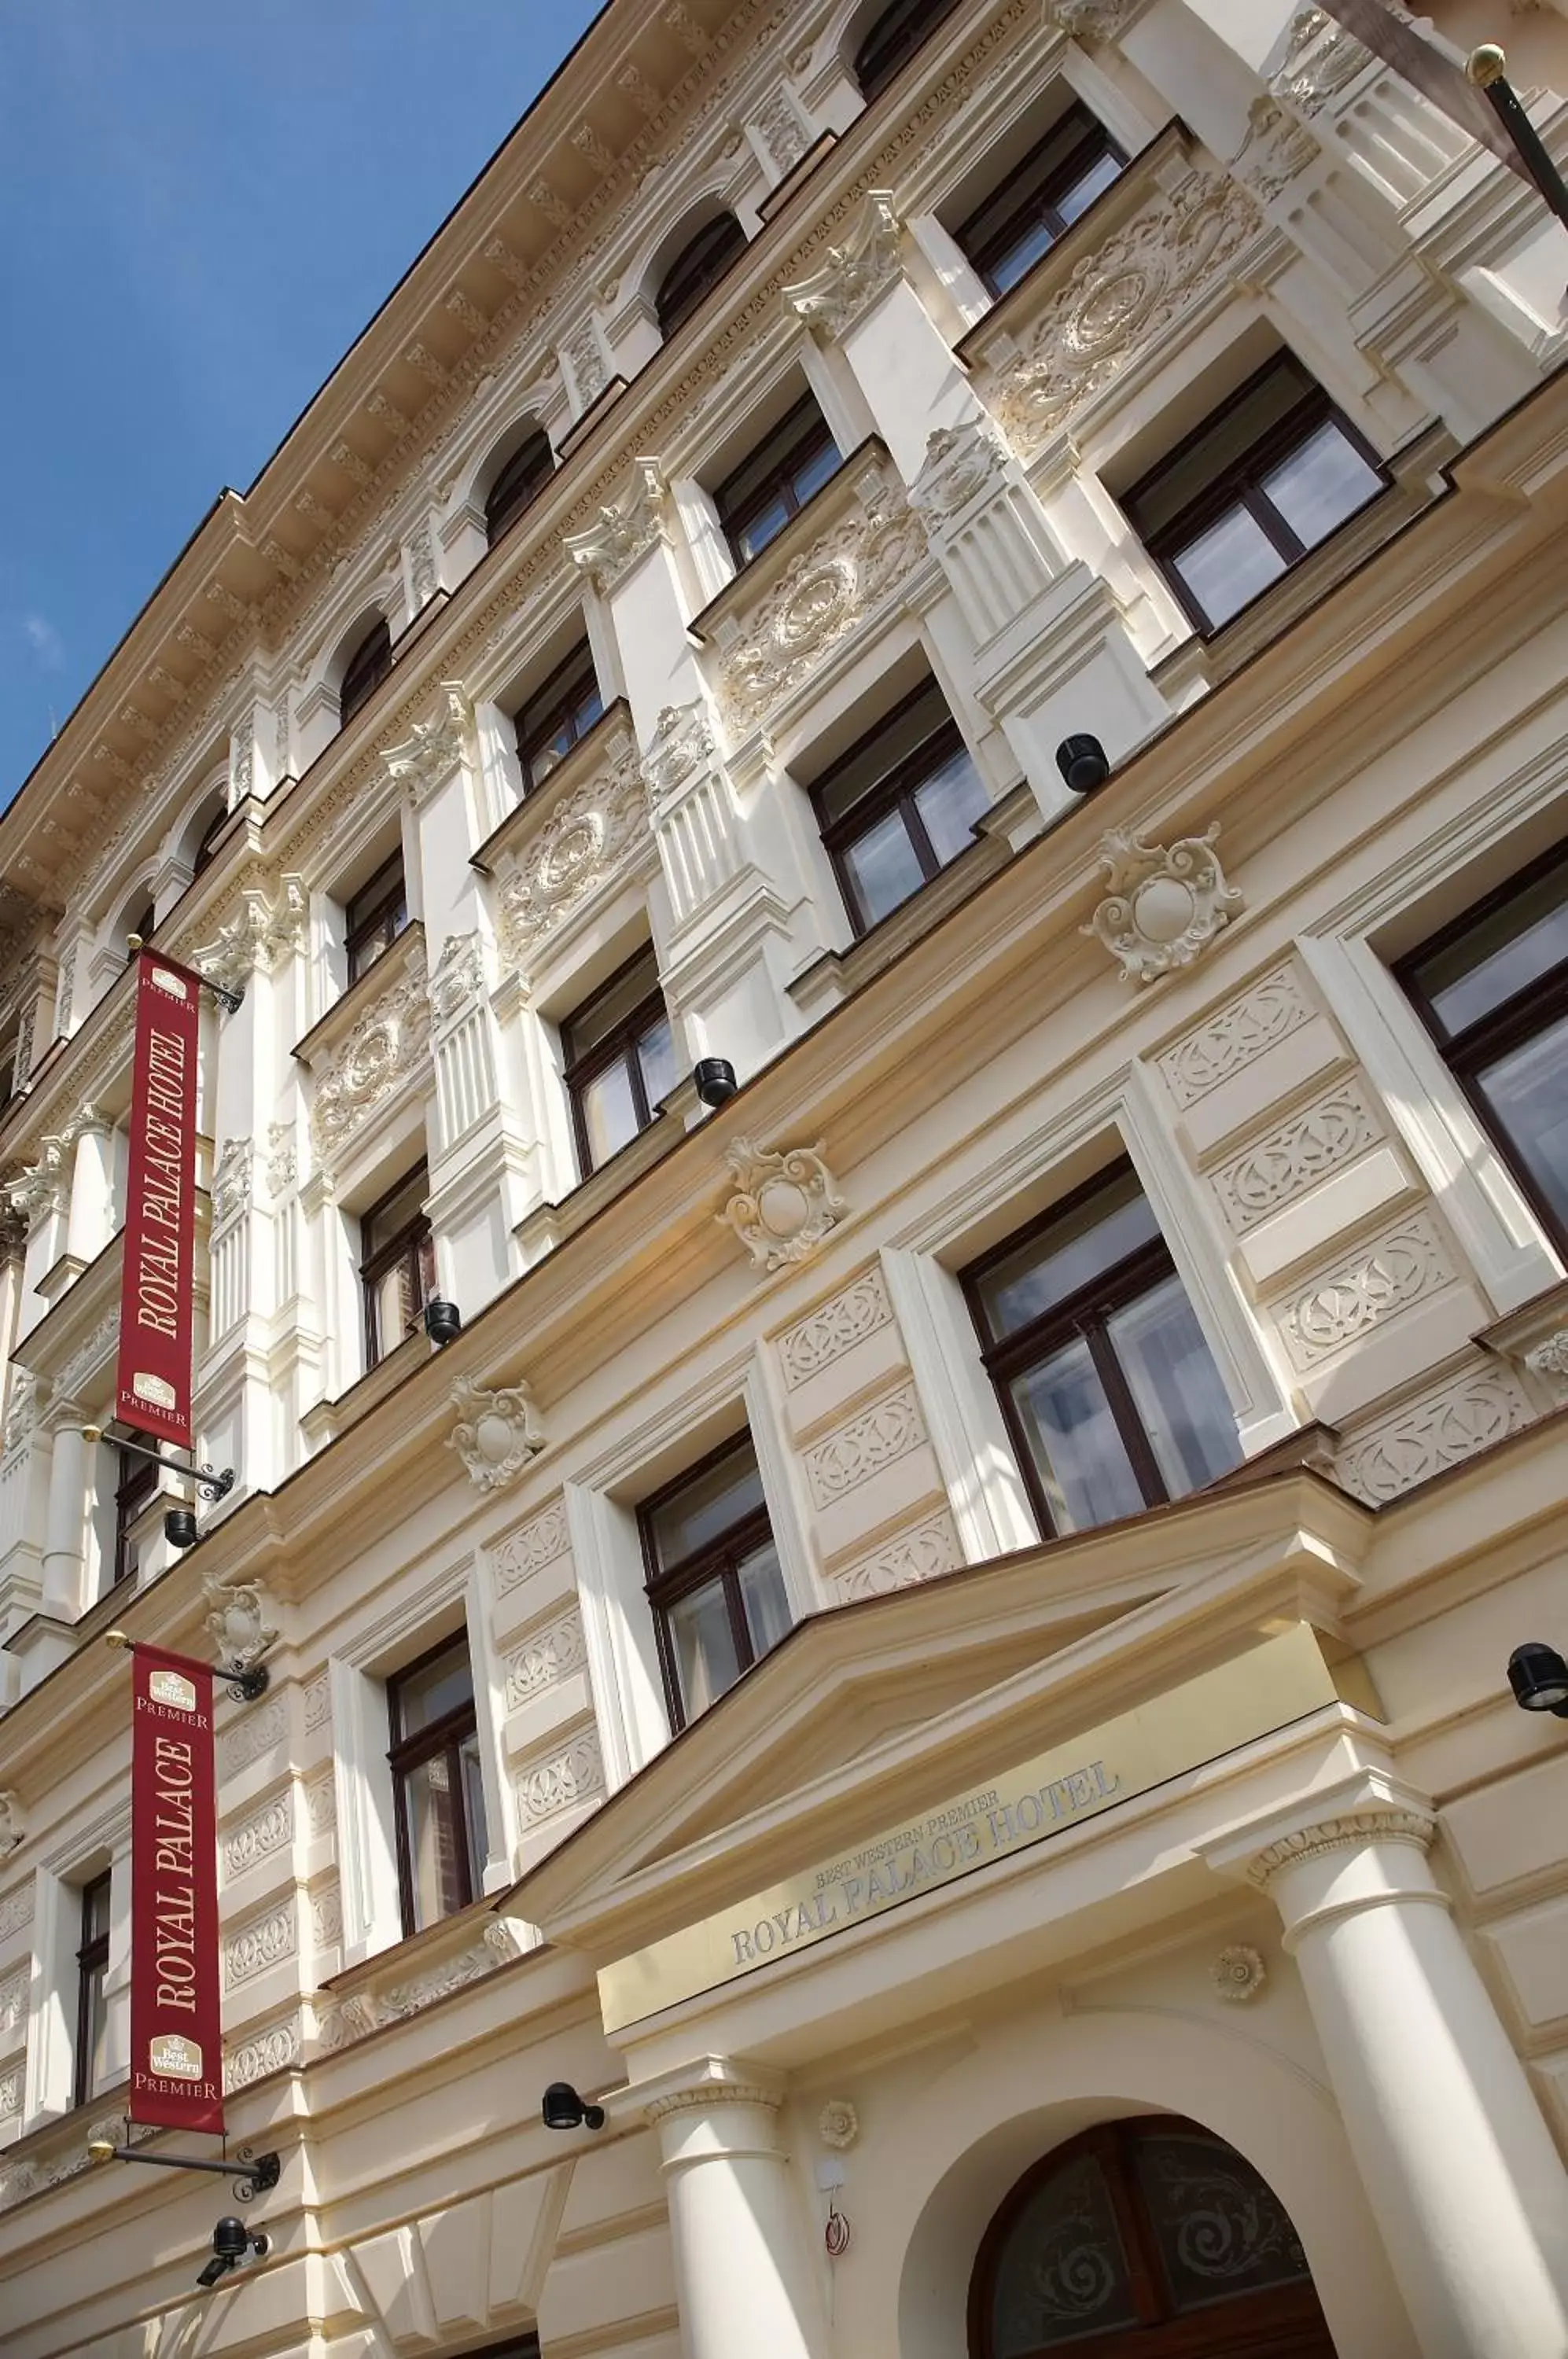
[956,104,1124,296]
[0,1019,20,1113]
[74,1872,112,2108]
[1124,356,1386,636]
[344,849,408,984]
[655,212,749,340]
[359,1164,435,1368]
[387,1635,488,1936]
[969,2115,1332,2357]
[813,679,991,934]
[514,640,605,793]
[1398,845,1568,1252]
[485,428,555,547]
[561,948,678,1176]
[130,900,155,947]
[714,395,843,566]
[339,616,392,726]
[113,1446,157,1587]
[853,0,963,100]
[191,798,229,877]
[964,1163,1241,1537]
[639,1434,792,1728]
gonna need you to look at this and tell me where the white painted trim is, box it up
[880,1245,1039,1562]
[464,1563,518,1892]
[565,1478,671,1786]
[1298,932,1562,1316]
[329,1655,402,1967]
[745,1349,826,1616]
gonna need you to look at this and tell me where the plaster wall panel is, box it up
[1482,1895,1568,2032]
[1445,1760,1568,1903]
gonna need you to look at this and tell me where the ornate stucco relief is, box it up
[720,1139,846,1272]
[1084,826,1243,984]
[778,1268,895,1389]
[309,940,431,1160]
[1157,964,1317,1110]
[447,1375,545,1492]
[496,718,650,975]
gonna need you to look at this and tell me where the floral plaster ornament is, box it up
[448,1375,544,1491]
[1212,1943,1267,2002]
[1084,824,1243,983]
[819,2098,859,2149]
[719,1139,846,1272]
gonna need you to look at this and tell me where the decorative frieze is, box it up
[909,415,1010,524]
[1084,826,1242,984]
[303,1673,332,1732]
[1247,1807,1434,1886]
[219,1694,289,1780]
[496,718,649,973]
[0,1884,35,1943]
[1157,964,1316,1109]
[992,171,1262,452]
[310,1883,344,1952]
[318,1920,523,2050]
[489,1497,572,1598]
[0,2066,22,2121]
[831,1510,961,1600]
[222,1793,293,1881]
[224,1899,297,1987]
[806,1382,929,1508]
[1229,92,1320,201]
[210,1136,253,1231]
[516,1730,605,1824]
[1334,1362,1536,1503]
[1209,1080,1382,1235]
[1269,5,1369,115]
[642,701,716,800]
[782,192,903,340]
[0,1963,28,2046]
[304,1775,336,1837]
[265,1120,298,1199]
[310,938,431,1158]
[778,1268,895,1389]
[447,1375,544,1492]
[754,86,808,175]
[380,684,475,808]
[503,1607,589,1710]
[2,1367,39,1452]
[427,931,487,1028]
[720,1139,846,1272]
[715,476,926,740]
[1277,1211,1455,1371]
[564,322,609,410]
[224,2017,301,2093]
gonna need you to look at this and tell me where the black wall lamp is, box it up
[542,2081,605,2132]
[425,1297,463,1346]
[1055,734,1110,793]
[1507,1642,1568,1717]
[197,2217,270,2290]
[164,1507,200,1551]
[694,1058,738,1109]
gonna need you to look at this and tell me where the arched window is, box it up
[191,796,229,878]
[339,616,392,727]
[130,899,156,947]
[853,0,963,101]
[969,2117,1333,2357]
[485,428,555,548]
[655,212,748,340]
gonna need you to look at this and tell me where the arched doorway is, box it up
[968,2114,1336,2356]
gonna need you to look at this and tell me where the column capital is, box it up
[630,2054,784,2126]
[1199,1763,1435,1888]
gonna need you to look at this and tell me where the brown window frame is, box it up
[853,0,963,101]
[113,1445,158,1588]
[961,1161,1235,1537]
[387,1632,484,1938]
[359,1162,436,1368]
[561,947,674,1178]
[513,639,605,794]
[638,1433,782,1732]
[191,798,229,878]
[955,103,1125,296]
[811,679,981,937]
[655,213,749,340]
[1395,841,1568,1257]
[339,616,392,727]
[968,2113,1331,2357]
[1124,354,1389,639]
[344,849,408,985]
[712,394,842,568]
[73,1871,112,2110]
[485,429,555,548]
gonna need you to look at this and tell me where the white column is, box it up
[39,1413,90,1621]
[65,1109,115,1268]
[1210,1772,1568,2359]
[642,2057,828,2359]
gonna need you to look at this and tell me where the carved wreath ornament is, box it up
[1084,825,1243,984]
[719,1139,846,1272]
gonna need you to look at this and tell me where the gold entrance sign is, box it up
[599,1625,1341,2031]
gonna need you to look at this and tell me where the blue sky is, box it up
[0,0,606,808]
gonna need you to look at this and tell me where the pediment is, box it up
[507,1470,1372,1966]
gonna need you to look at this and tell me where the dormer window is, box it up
[340,616,392,727]
[484,429,555,548]
[656,213,749,340]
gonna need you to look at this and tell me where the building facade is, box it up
[2,0,1568,2351]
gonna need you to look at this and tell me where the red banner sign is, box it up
[129,1643,224,2133]
[116,951,201,1446]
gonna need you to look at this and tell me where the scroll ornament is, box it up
[719,1139,846,1272]
[1084,824,1243,983]
[448,1375,545,1491]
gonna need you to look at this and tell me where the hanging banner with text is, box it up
[116,951,201,1446]
[128,1642,224,2133]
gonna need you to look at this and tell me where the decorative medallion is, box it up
[1211,1944,1267,2003]
[719,1139,846,1272]
[448,1375,545,1491]
[1084,824,1242,983]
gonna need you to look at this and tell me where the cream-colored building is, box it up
[3,1,1568,2352]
